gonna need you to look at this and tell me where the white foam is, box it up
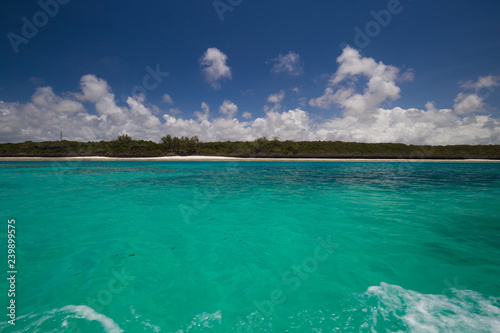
[61,305,124,333]
[128,305,161,332]
[358,282,500,332]
[0,305,123,333]
[173,310,222,332]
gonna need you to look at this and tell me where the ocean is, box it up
[1,160,500,332]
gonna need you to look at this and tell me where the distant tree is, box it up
[160,135,200,155]
[161,134,172,144]
[117,134,132,142]
[172,136,181,152]
[161,134,173,151]
[252,137,269,154]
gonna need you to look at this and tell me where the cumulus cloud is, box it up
[0,75,168,142]
[265,90,285,112]
[270,51,304,76]
[199,47,232,89]
[75,74,110,103]
[1,80,499,144]
[309,87,345,109]
[194,102,210,122]
[219,100,238,118]
[310,46,401,116]
[1,47,499,145]
[31,86,85,114]
[133,93,146,104]
[162,94,174,104]
[453,93,485,115]
[314,106,500,145]
[160,108,313,142]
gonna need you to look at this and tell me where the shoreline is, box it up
[0,156,499,162]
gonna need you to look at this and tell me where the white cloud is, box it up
[453,93,485,115]
[460,75,500,89]
[254,109,312,140]
[311,46,401,116]
[315,106,500,145]
[132,93,146,103]
[199,47,232,89]
[31,86,85,114]
[292,87,300,94]
[270,51,304,76]
[162,94,174,104]
[310,87,346,109]
[400,68,415,82]
[329,46,379,85]
[1,47,499,146]
[75,74,110,103]
[1,83,499,144]
[265,90,285,112]
[195,102,210,122]
[219,100,238,118]
[311,92,334,110]
[267,90,285,104]
[168,108,182,115]
[1,75,166,142]
[0,98,101,143]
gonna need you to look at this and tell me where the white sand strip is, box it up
[0,156,499,162]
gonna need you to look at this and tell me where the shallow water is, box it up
[1,161,500,332]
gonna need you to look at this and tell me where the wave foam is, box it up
[129,305,161,332]
[60,305,124,333]
[173,310,222,332]
[355,282,500,332]
[233,283,500,332]
[0,305,123,333]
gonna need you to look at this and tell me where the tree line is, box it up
[0,135,499,159]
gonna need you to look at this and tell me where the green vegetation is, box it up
[161,135,199,155]
[0,135,499,159]
[117,134,132,142]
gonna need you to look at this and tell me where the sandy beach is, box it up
[0,156,499,162]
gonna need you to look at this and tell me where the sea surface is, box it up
[1,161,500,332]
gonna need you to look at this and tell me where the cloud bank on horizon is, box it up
[1,46,499,145]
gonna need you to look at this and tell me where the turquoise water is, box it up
[1,161,500,332]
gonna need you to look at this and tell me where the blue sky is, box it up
[1,0,499,144]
